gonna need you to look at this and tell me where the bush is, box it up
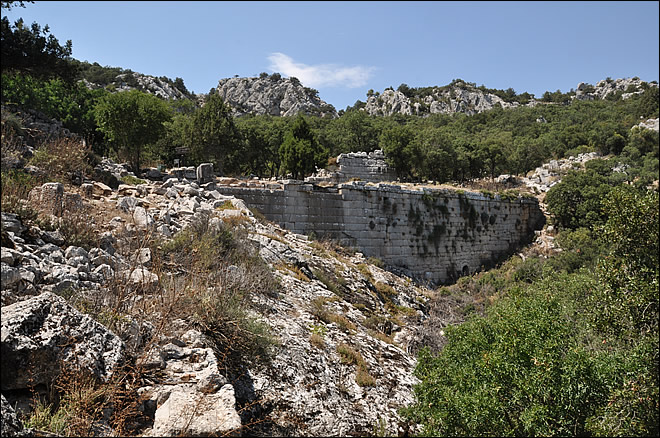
[160,212,280,367]
[30,137,92,182]
[402,274,612,437]
[0,169,41,224]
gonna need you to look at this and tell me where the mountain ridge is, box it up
[77,61,657,118]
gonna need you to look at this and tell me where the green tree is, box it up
[545,164,614,230]
[328,109,378,154]
[279,114,325,180]
[586,187,659,436]
[235,115,286,178]
[189,93,241,174]
[592,187,659,336]
[1,72,108,149]
[380,124,414,179]
[154,112,194,166]
[1,14,78,82]
[94,89,172,173]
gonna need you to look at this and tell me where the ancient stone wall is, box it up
[335,149,397,182]
[217,181,545,284]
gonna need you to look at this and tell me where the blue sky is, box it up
[4,1,659,111]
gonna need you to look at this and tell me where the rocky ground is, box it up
[1,159,435,437]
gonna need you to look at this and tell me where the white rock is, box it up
[148,384,241,437]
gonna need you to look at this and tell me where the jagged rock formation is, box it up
[215,75,338,118]
[574,77,657,101]
[1,292,126,390]
[362,77,657,117]
[362,81,524,117]
[82,72,191,101]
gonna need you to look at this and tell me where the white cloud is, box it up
[267,52,375,88]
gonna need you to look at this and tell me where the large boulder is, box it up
[196,163,214,184]
[28,182,63,216]
[147,384,241,437]
[1,292,125,390]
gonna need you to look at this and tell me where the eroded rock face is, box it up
[215,76,337,118]
[363,84,520,117]
[1,292,125,391]
[231,222,427,436]
[574,77,657,101]
[82,72,190,101]
[1,394,26,437]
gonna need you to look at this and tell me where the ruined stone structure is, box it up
[306,149,397,184]
[217,180,545,284]
[335,149,397,182]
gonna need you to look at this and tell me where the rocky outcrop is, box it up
[1,292,125,391]
[236,224,427,436]
[520,152,601,194]
[574,77,657,101]
[215,75,337,118]
[0,163,431,436]
[82,72,191,101]
[363,82,522,117]
[635,117,659,133]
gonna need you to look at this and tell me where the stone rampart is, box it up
[217,181,545,284]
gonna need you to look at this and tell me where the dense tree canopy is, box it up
[278,114,327,180]
[1,15,78,82]
[93,89,172,173]
[188,93,241,175]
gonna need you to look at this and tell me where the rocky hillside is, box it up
[215,74,338,118]
[361,77,658,117]
[574,76,658,101]
[1,157,436,436]
[362,80,524,117]
[82,71,191,101]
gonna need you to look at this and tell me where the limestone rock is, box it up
[147,384,241,437]
[574,77,657,101]
[1,394,26,437]
[1,292,125,390]
[196,163,214,184]
[363,82,520,117]
[216,75,337,118]
[127,266,159,287]
[133,206,154,228]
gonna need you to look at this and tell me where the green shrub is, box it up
[0,169,41,224]
[119,175,146,186]
[403,274,613,437]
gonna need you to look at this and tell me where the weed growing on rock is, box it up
[336,343,377,387]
